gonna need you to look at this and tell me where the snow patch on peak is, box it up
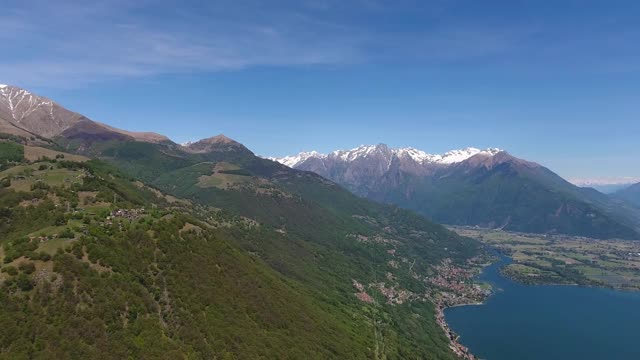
[383,146,503,164]
[393,147,501,164]
[395,147,435,162]
[330,144,390,162]
[0,84,7,89]
[271,151,324,167]
[437,147,502,164]
[0,84,54,124]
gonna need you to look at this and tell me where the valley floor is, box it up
[451,227,640,290]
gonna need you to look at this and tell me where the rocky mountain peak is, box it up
[182,134,248,153]
[0,84,79,138]
[199,134,237,144]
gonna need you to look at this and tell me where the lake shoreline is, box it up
[436,301,482,360]
[443,250,640,359]
[430,257,498,360]
[499,267,640,292]
[436,252,510,360]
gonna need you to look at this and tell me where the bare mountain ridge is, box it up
[0,84,169,144]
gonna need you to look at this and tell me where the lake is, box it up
[444,254,640,360]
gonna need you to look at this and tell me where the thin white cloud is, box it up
[0,0,365,87]
[2,0,636,88]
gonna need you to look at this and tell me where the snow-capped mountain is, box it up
[270,144,640,238]
[272,144,501,168]
[0,84,54,123]
[269,143,508,201]
[0,84,69,138]
[273,151,324,168]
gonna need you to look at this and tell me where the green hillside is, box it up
[0,139,482,359]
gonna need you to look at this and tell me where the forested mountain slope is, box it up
[0,134,482,358]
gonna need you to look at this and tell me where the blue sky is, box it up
[1,0,639,180]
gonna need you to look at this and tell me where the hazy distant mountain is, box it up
[570,177,640,194]
[613,182,640,208]
[274,145,640,239]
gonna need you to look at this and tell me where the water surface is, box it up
[444,255,640,360]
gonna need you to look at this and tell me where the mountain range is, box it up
[2,82,638,242]
[273,144,640,240]
[0,84,483,358]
